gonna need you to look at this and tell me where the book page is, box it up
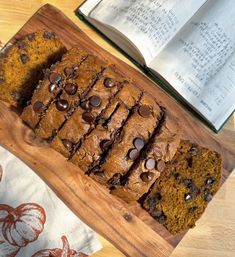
[149,0,235,130]
[86,0,207,64]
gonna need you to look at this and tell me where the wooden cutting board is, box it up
[0,4,235,257]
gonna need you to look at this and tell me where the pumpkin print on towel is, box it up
[0,203,46,257]
[0,167,46,257]
[32,235,88,257]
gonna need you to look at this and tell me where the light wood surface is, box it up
[0,1,235,257]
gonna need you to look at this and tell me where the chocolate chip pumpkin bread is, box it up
[17,41,222,235]
[111,111,181,202]
[0,31,65,107]
[71,81,142,175]
[34,54,106,139]
[21,47,88,128]
[50,66,126,158]
[143,140,222,234]
[96,93,163,186]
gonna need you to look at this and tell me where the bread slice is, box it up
[51,66,125,158]
[143,140,222,234]
[111,111,181,202]
[0,31,65,107]
[100,93,163,185]
[34,54,106,140]
[71,81,141,173]
[21,47,88,129]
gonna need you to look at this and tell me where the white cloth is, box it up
[0,146,102,257]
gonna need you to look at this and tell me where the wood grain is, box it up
[0,2,235,257]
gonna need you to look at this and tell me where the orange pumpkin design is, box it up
[0,203,46,257]
[3,203,46,247]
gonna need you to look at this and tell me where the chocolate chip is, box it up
[190,145,199,156]
[43,31,55,40]
[140,172,154,182]
[64,83,78,95]
[186,157,193,168]
[184,193,192,202]
[49,72,62,84]
[56,99,69,111]
[109,173,121,186]
[100,139,112,151]
[188,206,198,213]
[104,77,115,88]
[64,67,74,77]
[33,101,44,113]
[205,177,215,186]
[62,139,73,150]
[183,179,192,188]
[145,158,156,170]
[89,95,101,108]
[157,160,165,172]
[20,54,29,64]
[17,41,26,49]
[128,148,139,160]
[49,83,58,94]
[138,105,151,118]
[27,33,35,41]
[133,138,144,150]
[204,190,212,202]
[80,100,91,110]
[82,112,95,124]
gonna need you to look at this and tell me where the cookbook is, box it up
[77,0,235,132]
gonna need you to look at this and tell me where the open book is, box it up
[77,0,235,132]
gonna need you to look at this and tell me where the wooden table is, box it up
[0,1,235,257]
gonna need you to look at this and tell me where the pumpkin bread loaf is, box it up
[143,140,222,234]
[18,42,222,235]
[0,31,65,107]
[21,47,88,129]
[111,111,181,202]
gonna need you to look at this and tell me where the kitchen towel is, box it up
[0,145,102,257]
